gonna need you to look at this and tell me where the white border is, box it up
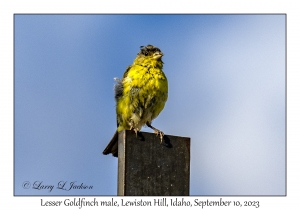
[1,1,299,209]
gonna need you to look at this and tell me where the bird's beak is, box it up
[153,51,164,60]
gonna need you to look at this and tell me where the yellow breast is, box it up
[116,61,168,132]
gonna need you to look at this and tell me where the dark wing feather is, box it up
[114,78,123,101]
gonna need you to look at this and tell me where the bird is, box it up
[103,45,168,157]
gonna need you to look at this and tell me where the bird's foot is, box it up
[130,126,139,137]
[134,128,139,137]
[154,129,164,144]
[146,122,164,143]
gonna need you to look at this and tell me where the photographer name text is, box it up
[22,181,93,192]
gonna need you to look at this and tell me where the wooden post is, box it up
[116,130,190,196]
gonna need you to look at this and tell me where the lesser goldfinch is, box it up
[103,45,168,156]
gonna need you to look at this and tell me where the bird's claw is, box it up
[154,130,164,144]
[129,125,139,137]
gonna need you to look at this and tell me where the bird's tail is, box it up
[102,130,118,157]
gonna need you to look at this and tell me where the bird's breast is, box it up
[127,67,167,91]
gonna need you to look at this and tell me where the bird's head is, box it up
[138,45,164,61]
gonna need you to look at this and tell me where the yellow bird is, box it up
[103,45,168,156]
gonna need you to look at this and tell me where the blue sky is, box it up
[14,14,285,195]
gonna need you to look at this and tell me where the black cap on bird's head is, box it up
[138,45,164,60]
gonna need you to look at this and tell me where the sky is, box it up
[14,14,285,196]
